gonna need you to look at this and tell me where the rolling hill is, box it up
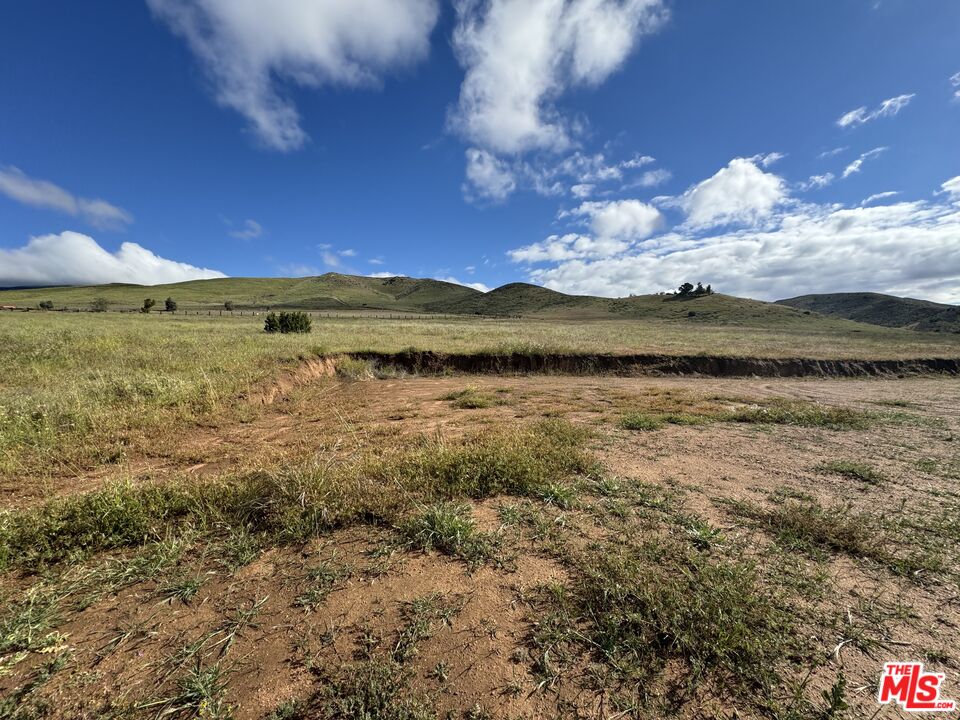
[0,274,482,313]
[777,293,960,333]
[3,275,954,335]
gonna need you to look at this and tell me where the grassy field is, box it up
[2,310,959,478]
[2,307,960,717]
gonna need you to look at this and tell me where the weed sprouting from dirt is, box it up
[391,593,460,663]
[440,387,502,409]
[534,538,796,710]
[619,394,872,432]
[818,460,886,485]
[399,503,495,566]
[620,412,664,431]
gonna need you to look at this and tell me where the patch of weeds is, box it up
[267,699,307,720]
[440,387,500,410]
[817,460,886,485]
[399,503,495,566]
[295,558,350,610]
[0,650,71,719]
[392,593,459,663]
[314,660,436,720]
[0,420,589,572]
[537,539,794,710]
[620,412,664,431]
[218,527,262,571]
[537,482,576,509]
[148,661,233,719]
[723,498,946,582]
[161,575,204,604]
[721,399,871,430]
[872,399,915,408]
[335,356,375,380]
[878,411,947,429]
[916,457,960,480]
[680,516,725,549]
[0,588,64,655]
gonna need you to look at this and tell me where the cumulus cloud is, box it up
[568,199,662,241]
[464,147,664,201]
[951,71,960,99]
[677,158,786,229]
[522,197,960,303]
[464,148,517,201]
[842,147,887,179]
[837,93,915,128]
[229,218,263,239]
[0,232,225,287]
[0,166,133,229]
[508,233,632,263]
[436,275,491,292]
[147,0,440,151]
[450,0,667,154]
[941,175,960,200]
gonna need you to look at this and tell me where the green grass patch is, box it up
[0,420,588,572]
[536,539,794,709]
[399,503,494,566]
[817,460,886,485]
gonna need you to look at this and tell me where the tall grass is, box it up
[0,420,589,571]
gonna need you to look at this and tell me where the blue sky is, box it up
[1,0,958,301]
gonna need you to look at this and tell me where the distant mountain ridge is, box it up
[1,274,955,334]
[776,292,960,333]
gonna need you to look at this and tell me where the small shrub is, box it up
[264,311,311,334]
[90,297,110,312]
[38,301,54,311]
[224,301,235,311]
[165,297,177,312]
[140,298,156,314]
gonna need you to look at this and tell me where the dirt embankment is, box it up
[348,350,960,378]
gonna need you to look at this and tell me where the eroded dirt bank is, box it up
[348,350,960,377]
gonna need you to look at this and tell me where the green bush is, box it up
[165,297,177,312]
[264,311,312,334]
[38,301,54,311]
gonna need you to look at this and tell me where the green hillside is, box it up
[0,274,481,312]
[4,275,955,336]
[777,293,960,333]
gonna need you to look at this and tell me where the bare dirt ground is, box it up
[3,372,959,718]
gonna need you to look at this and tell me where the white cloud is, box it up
[634,168,672,188]
[951,71,960,99]
[0,166,133,229]
[817,147,847,159]
[941,176,960,200]
[569,199,663,242]
[799,173,835,191]
[368,257,386,265]
[450,0,667,154]
[279,263,323,277]
[468,149,665,200]
[522,197,960,303]
[436,275,491,292]
[147,0,440,151]
[861,191,899,206]
[0,231,225,287]
[320,250,340,267]
[464,148,517,200]
[339,248,357,257]
[508,232,632,263]
[368,271,401,278]
[751,151,786,168]
[842,146,887,179]
[837,93,915,128]
[229,218,262,239]
[677,158,786,229]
